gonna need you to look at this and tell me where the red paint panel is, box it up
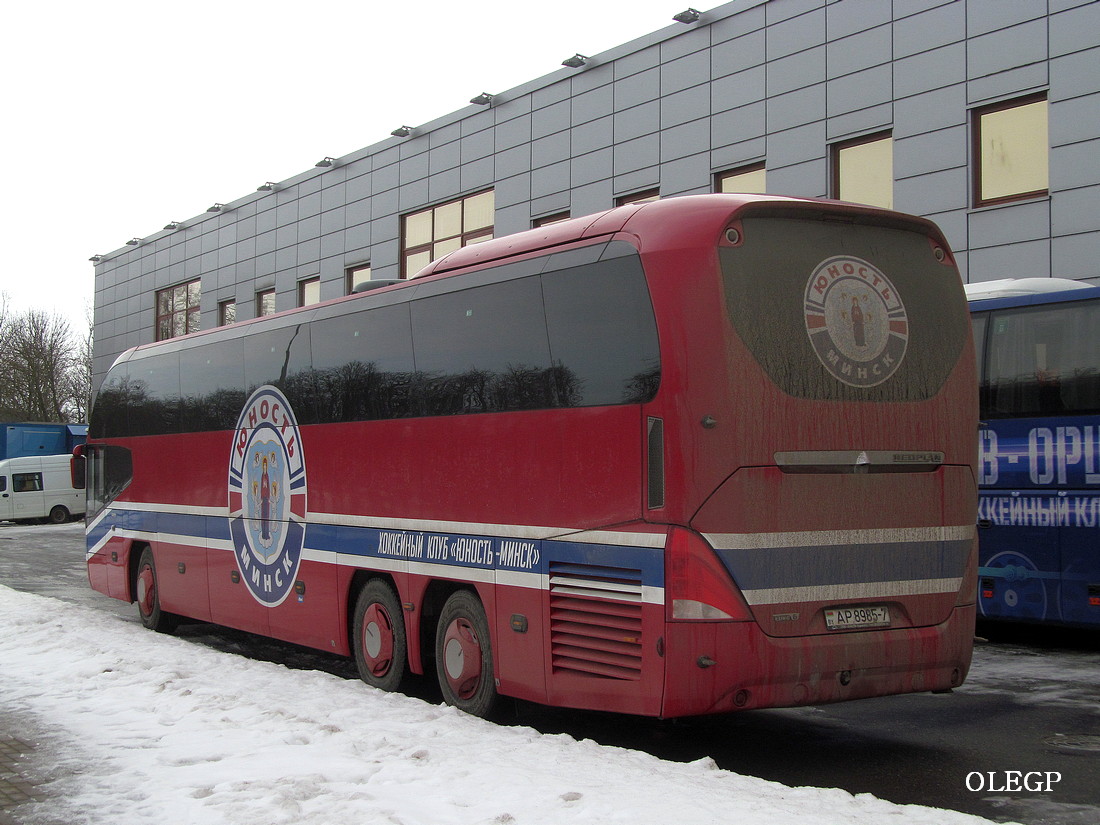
[208,547,268,636]
[305,407,642,527]
[492,582,547,704]
[268,558,341,652]
[661,605,975,718]
[154,541,211,622]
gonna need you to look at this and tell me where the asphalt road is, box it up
[3,521,1098,825]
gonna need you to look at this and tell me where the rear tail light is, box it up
[666,527,752,622]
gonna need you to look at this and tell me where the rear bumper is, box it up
[660,603,975,718]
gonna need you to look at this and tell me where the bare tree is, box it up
[0,307,91,423]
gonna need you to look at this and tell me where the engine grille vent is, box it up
[549,561,644,680]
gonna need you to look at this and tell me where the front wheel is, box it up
[352,579,407,692]
[135,547,177,633]
[435,590,498,718]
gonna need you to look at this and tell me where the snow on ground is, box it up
[0,584,1010,825]
[963,636,1100,716]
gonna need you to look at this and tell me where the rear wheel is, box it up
[135,547,177,633]
[352,579,407,692]
[435,590,497,718]
[48,505,69,524]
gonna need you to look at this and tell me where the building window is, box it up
[534,212,571,228]
[973,94,1049,208]
[617,189,660,206]
[832,132,893,210]
[155,279,201,341]
[346,263,371,295]
[402,190,494,278]
[256,288,276,318]
[716,164,767,194]
[218,300,236,326]
[298,277,320,307]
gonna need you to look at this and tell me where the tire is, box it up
[48,506,70,525]
[135,547,178,634]
[352,579,407,692]
[435,590,498,718]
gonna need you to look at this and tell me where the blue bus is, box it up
[968,278,1100,629]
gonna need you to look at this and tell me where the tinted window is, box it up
[87,445,133,517]
[543,244,660,405]
[244,325,313,421]
[982,299,1100,418]
[244,325,311,393]
[310,305,416,421]
[723,216,968,402]
[971,313,988,377]
[127,353,180,436]
[90,244,661,434]
[180,339,245,432]
[412,276,555,414]
[90,362,131,439]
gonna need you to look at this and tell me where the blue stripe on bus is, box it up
[714,539,972,593]
[90,508,665,585]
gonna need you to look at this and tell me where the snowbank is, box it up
[0,584,1005,825]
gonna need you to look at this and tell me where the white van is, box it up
[0,454,85,524]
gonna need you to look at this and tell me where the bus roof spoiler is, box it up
[964,277,1093,300]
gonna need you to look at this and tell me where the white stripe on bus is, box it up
[742,577,964,606]
[704,525,975,551]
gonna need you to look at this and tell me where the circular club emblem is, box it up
[804,255,909,388]
[228,386,307,607]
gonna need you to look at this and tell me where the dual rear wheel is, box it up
[351,583,497,717]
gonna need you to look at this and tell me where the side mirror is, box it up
[71,445,87,490]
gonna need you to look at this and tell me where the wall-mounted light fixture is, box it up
[163,221,180,231]
[126,238,140,246]
[257,182,276,192]
[89,254,102,263]
[673,8,701,23]
[390,126,412,137]
[315,157,336,168]
[207,203,225,212]
[561,54,588,68]
[470,92,494,105]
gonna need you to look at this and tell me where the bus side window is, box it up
[0,476,6,493]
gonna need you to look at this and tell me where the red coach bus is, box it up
[83,194,977,718]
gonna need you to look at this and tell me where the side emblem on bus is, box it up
[804,256,909,388]
[228,386,307,607]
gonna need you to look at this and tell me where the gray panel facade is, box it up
[91,0,1100,385]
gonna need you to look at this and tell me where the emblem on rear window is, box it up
[228,386,307,607]
[804,256,909,388]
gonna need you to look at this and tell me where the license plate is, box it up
[824,605,891,630]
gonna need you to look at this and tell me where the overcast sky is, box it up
[0,0,703,334]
